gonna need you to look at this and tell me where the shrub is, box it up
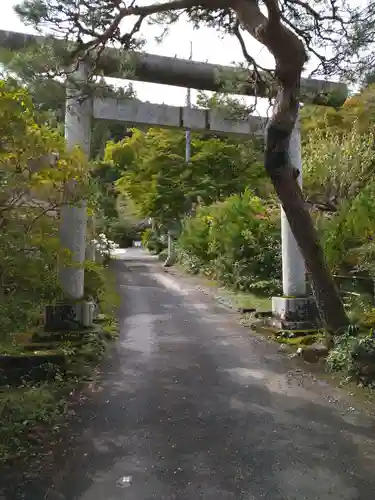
[105,219,139,247]
[177,206,212,273]
[326,328,375,386]
[178,190,281,294]
[326,331,359,373]
[302,125,375,276]
[0,80,92,338]
[142,228,166,254]
[319,181,375,272]
[303,128,375,202]
[91,233,119,261]
[84,261,107,300]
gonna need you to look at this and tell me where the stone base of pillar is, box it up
[44,300,95,332]
[163,254,176,267]
[269,296,321,330]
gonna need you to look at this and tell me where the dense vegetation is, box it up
[94,84,375,383]
[11,0,375,329]
[0,78,119,462]
[4,69,375,427]
[177,191,281,294]
[0,79,90,336]
[109,86,375,295]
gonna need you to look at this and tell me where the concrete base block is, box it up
[44,301,95,332]
[76,301,95,328]
[265,317,319,331]
[271,296,320,330]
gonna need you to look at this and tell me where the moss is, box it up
[273,331,325,346]
[0,262,120,463]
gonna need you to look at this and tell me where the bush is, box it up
[0,79,92,339]
[142,228,167,254]
[178,190,281,294]
[303,128,375,202]
[302,126,375,275]
[105,219,139,247]
[84,261,107,300]
[317,181,375,273]
[177,207,212,270]
[326,331,359,373]
[326,328,375,386]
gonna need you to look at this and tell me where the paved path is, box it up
[12,250,375,498]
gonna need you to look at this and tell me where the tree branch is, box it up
[232,18,273,104]
[70,0,217,59]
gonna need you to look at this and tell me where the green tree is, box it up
[303,128,375,203]
[301,123,375,277]
[0,47,137,156]
[179,190,281,293]
[17,0,375,331]
[301,84,375,139]
[0,79,93,335]
[108,127,265,228]
[15,0,367,331]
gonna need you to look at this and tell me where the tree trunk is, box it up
[232,0,349,334]
[265,121,348,334]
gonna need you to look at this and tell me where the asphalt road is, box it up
[10,249,375,499]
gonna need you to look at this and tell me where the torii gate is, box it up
[0,29,347,326]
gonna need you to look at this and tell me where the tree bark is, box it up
[233,0,349,333]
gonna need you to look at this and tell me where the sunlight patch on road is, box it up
[121,313,158,356]
[224,367,313,399]
[151,272,188,295]
[110,248,128,259]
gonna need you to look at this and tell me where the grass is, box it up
[224,289,272,311]
[0,381,67,462]
[169,262,273,312]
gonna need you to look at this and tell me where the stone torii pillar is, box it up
[60,62,91,300]
[271,114,316,329]
[44,62,95,331]
[282,116,306,298]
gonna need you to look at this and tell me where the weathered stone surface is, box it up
[44,301,94,332]
[301,342,329,363]
[93,98,266,137]
[0,29,348,101]
[353,355,375,385]
[237,307,256,314]
[254,310,272,318]
[44,304,83,332]
[272,296,319,322]
[264,317,319,331]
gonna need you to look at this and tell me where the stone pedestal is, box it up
[164,230,176,267]
[270,296,320,330]
[44,301,95,332]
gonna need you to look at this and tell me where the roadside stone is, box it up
[301,342,329,363]
[237,307,256,314]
